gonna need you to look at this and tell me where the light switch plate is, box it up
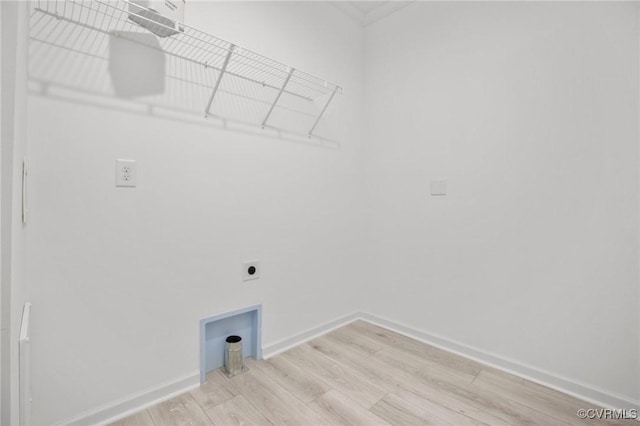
[431,180,447,196]
[116,159,137,187]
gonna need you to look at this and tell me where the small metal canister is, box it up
[224,335,244,377]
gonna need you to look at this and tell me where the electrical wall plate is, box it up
[430,179,447,196]
[242,260,260,281]
[116,159,137,187]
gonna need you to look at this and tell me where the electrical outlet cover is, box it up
[242,260,260,281]
[116,159,137,187]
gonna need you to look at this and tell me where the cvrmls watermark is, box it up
[576,408,637,420]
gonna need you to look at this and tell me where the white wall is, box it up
[22,1,640,422]
[26,2,365,424]
[363,1,639,404]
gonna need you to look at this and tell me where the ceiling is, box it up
[333,1,413,26]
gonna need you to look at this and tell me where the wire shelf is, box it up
[33,0,342,136]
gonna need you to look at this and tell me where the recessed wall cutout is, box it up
[199,305,261,383]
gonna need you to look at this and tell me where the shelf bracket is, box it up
[262,67,294,128]
[308,86,339,137]
[205,44,235,117]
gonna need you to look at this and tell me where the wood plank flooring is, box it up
[111,321,634,426]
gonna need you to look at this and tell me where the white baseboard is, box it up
[56,312,360,425]
[54,310,639,424]
[56,371,200,426]
[262,311,361,359]
[358,312,640,412]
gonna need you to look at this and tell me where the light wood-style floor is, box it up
[112,321,633,426]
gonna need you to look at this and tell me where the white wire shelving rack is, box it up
[32,0,343,137]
